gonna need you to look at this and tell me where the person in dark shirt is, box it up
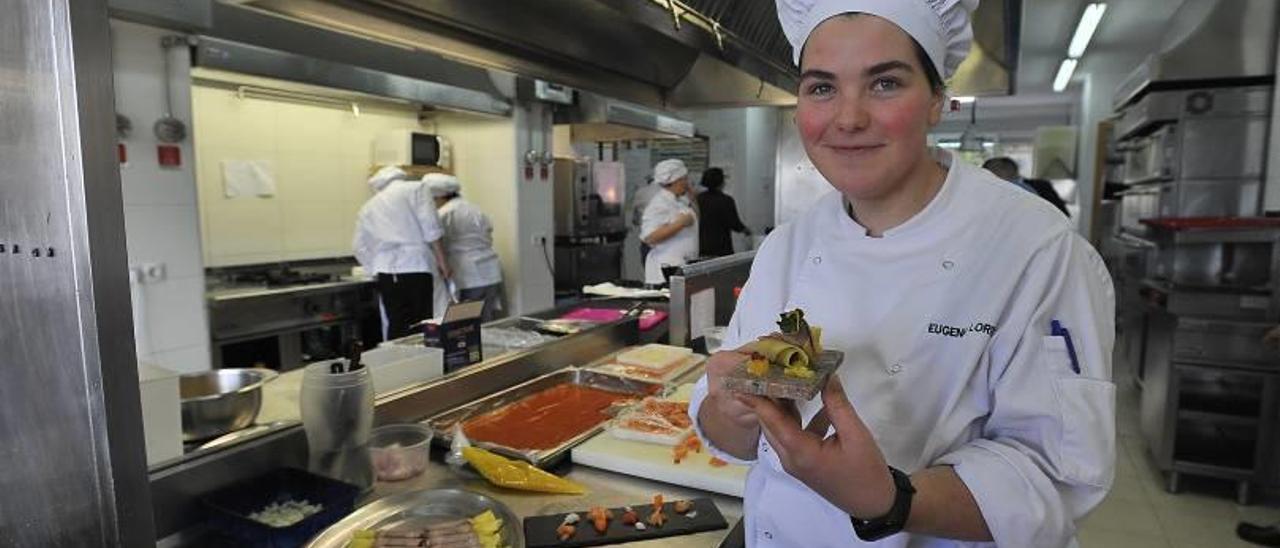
[982,157,1070,217]
[696,167,751,257]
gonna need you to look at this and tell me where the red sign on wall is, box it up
[157,145,181,167]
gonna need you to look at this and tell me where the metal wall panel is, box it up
[0,0,153,544]
[108,0,212,30]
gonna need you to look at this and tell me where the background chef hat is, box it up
[652,158,689,186]
[368,165,408,192]
[776,0,979,79]
[423,172,462,197]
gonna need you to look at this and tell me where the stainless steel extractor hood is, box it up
[210,0,1020,110]
[555,92,696,141]
[1113,0,1279,109]
[194,2,514,116]
[192,37,513,116]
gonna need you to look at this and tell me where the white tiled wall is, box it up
[112,19,212,373]
[192,82,429,267]
[191,72,549,314]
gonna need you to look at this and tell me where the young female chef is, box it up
[641,159,699,285]
[688,1,1116,546]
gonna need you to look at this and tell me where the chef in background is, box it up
[982,156,1070,217]
[353,165,452,340]
[640,158,699,285]
[425,173,505,321]
[697,167,752,257]
[631,174,660,264]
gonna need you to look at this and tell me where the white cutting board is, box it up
[570,384,748,498]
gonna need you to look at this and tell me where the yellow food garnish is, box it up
[471,510,505,548]
[746,355,769,377]
[462,446,587,495]
[349,530,376,548]
[783,366,815,379]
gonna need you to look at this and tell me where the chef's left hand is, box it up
[743,376,897,519]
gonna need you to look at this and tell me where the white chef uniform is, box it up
[437,198,502,290]
[641,188,699,285]
[352,179,445,276]
[431,196,504,316]
[689,149,1116,547]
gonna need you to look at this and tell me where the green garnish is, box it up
[777,309,817,359]
[777,309,806,334]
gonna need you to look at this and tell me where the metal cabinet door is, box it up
[1179,116,1269,180]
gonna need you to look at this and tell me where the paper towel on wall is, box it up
[222,160,276,198]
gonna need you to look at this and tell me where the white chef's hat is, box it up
[776,0,978,79]
[423,173,462,197]
[368,165,408,192]
[652,159,689,186]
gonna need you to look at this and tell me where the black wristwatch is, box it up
[850,467,916,541]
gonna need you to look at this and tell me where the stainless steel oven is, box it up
[553,158,627,237]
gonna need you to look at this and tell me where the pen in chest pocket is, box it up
[1050,320,1081,374]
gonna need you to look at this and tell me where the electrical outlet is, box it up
[532,233,548,247]
[142,262,166,284]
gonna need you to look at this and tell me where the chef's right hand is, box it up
[702,349,759,430]
[676,211,696,228]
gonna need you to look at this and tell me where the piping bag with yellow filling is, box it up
[462,446,587,495]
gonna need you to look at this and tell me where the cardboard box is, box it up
[422,300,484,373]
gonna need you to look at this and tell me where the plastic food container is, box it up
[370,424,433,482]
[201,467,360,548]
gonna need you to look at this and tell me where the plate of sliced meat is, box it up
[306,488,522,548]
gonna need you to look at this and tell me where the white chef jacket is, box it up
[352,180,446,275]
[641,188,699,284]
[632,183,662,230]
[438,198,502,289]
[689,150,1116,547]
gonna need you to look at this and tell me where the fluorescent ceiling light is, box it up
[1053,58,1079,92]
[1068,3,1107,59]
[952,96,976,104]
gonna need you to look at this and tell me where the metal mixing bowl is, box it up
[179,368,278,442]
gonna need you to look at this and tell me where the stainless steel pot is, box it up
[179,368,278,442]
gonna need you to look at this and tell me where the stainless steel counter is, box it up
[206,277,374,305]
[206,277,378,370]
[364,459,742,547]
[152,308,648,541]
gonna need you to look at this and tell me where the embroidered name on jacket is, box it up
[927,321,996,338]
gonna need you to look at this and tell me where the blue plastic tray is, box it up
[202,468,361,548]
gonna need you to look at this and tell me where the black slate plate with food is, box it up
[721,349,844,400]
[523,498,727,548]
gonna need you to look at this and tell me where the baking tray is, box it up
[426,368,664,467]
[721,350,845,400]
[306,488,523,548]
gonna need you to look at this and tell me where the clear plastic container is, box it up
[300,361,374,489]
[369,423,433,482]
[703,326,729,354]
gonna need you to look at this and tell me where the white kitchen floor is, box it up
[1078,356,1275,548]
